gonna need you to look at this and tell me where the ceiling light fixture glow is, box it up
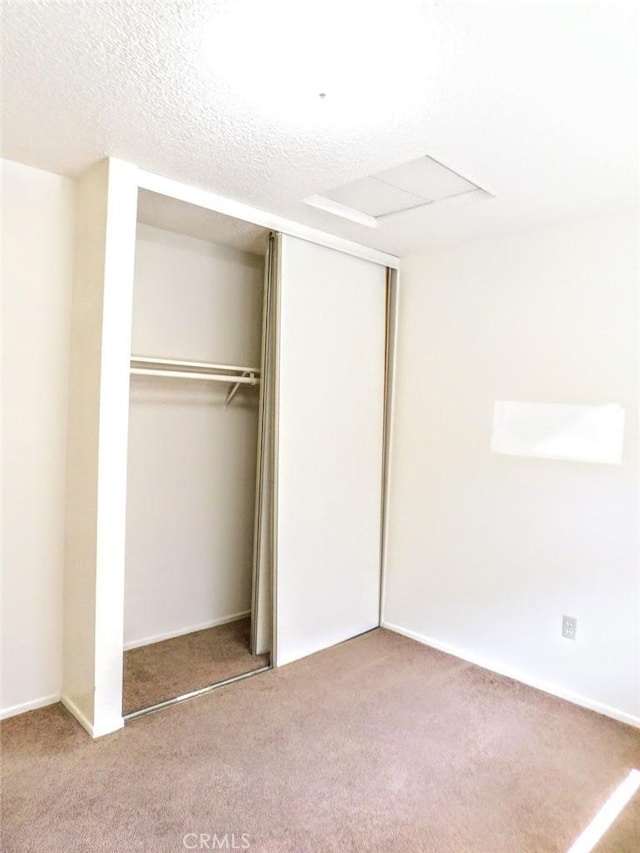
[200,0,440,126]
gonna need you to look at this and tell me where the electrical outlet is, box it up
[562,615,577,640]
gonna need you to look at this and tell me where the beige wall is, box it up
[1,159,75,717]
[384,213,640,723]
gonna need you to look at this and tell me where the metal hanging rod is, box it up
[129,356,260,409]
[130,355,260,376]
[130,356,261,410]
[130,367,258,385]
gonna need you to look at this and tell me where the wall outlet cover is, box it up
[562,615,577,640]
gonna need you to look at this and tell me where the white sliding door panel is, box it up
[275,236,386,666]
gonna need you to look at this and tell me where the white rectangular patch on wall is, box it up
[491,402,625,465]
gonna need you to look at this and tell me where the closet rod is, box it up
[130,368,258,385]
[130,355,260,375]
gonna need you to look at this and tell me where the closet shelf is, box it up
[130,357,260,405]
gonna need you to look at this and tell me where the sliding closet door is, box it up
[251,234,278,656]
[275,236,387,666]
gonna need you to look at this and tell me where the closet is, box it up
[122,192,271,716]
[61,158,398,737]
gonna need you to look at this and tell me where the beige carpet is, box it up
[123,617,269,714]
[2,629,639,852]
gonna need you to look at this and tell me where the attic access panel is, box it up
[306,155,492,225]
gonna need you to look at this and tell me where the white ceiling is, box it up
[2,1,638,256]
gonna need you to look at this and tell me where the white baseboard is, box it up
[0,693,61,720]
[382,621,640,730]
[60,694,94,736]
[60,694,123,739]
[123,610,251,651]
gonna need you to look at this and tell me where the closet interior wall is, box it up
[124,214,265,660]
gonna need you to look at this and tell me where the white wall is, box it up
[384,213,640,724]
[1,160,75,717]
[124,225,263,647]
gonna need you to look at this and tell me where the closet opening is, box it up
[122,190,274,719]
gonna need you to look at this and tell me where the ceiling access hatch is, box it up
[305,155,493,227]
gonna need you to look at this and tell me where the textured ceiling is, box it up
[2,1,638,256]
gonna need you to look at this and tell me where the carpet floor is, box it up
[2,629,639,852]
[123,617,269,714]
